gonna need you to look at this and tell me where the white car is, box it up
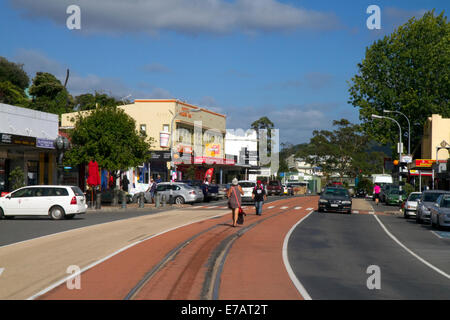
[403,192,421,218]
[238,180,256,203]
[0,185,87,220]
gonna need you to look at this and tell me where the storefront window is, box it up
[27,161,39,186]
[0,159,6,192]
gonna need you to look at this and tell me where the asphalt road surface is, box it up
[288,209,450,299]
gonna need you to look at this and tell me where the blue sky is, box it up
[1,0,448,144]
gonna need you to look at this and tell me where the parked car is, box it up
[0,185,87,220]
[282,184,294,196]
[266,180,282,196]
[154,182,203,204]
[380,184,396,203]
[416,190,450,224]
[180,180,219,202]
[430,194,450,229]
[238,180,256,203]
[403,192,422,218]
[385,188,405,206]
[217,184,230,200]
[318,187,352,214]
[355,189,367,198]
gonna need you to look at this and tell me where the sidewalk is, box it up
[86,202,191,213]
[352,198,403,216]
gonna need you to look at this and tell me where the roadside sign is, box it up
[415,159,436,168]
[410,170,432,176]
[400,155,412,164]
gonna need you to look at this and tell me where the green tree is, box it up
[0,57,30,107]
[64,106,154,179]
[297,119,385,182]
[8,166,26,191]
[348,10,450,157]
[29,72,74,115]
[75,92,125,111]
[0,57,29,90]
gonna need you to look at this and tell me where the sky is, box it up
[1,0,448,145]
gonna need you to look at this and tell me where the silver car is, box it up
[416,190,450,224]
[403,192,421,218]
[430,194,450,229]
[153,182,204,204]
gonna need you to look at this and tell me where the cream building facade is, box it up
[421,114,450,160]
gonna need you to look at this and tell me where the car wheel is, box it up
[404,212,409,219]
[49,206,65,220]
[175,196,185,205]
[65,214,75,220]
[416,213,422,224]
[436,217,441,230]
[0,207,4,220]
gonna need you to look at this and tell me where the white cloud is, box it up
[10,0,341,35]
[12,49,171,99]
[384,7,428,24]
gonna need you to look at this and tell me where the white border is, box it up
[282,210,314,300]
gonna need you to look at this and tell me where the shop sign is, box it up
[409,170,432,176]
[1,133,36,147]
[205,143,221,157]
[37,138,55,149]
[150,151,171,161]
[415,159,436,167]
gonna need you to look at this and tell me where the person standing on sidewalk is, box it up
[252,180,267,216]
[373,183,381,205]
[227,178,244,227]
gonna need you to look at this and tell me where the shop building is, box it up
[0,103,58,193]
[61,99,236,187]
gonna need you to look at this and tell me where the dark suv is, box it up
[318,187,352,214]
[267,180,282,196]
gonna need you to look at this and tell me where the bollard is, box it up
[121,191,127,209]
[155,192,160,208]
[162,194,167,207]
[95,192,101,210]
[139,192,145,208]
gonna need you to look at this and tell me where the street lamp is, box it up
[383,109,411,156]
[372,114,404,202]
[53,135,70,185]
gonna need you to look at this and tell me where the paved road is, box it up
[0,195,293,247]
[288,209,450,299]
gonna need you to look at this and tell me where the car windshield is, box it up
[324,189,348,197]
[269,181,279,186]
[423,193,445,202]
[239,182,255,188]
[442,197,450,208]
[408,193,421,201]
[389,189,404,195]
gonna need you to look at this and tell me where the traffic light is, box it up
[399,162,408,176]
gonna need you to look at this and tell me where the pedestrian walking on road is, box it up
[252,180,267,216]
[373,183,381,206]
[227,178,244,227]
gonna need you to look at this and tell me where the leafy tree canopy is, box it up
[0,57,29,90]
[64,106,154,174]
[348,10,450,157]
[75,92,125,111]
[0,80,29,107]
[296,119,385,181]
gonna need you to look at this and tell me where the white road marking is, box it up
[268,206,275,209]
[352,210,359,214]
[294,207,302,210]
[372,214,450,280]
[280,206,289,209]
[431,231,443,239]
[207,206,218,209]
[26,212,229,300]
[369,212,375,215]
[0,268,4,276]
[282,210,314,300]
[306,208,314,211]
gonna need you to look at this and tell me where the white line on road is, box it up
[268,206,275,209]
[294,207,302,210]
[352,210,359,214]
[282,210,314,300]
[306,208,314,211]
[430,231,444,240]
[372,214,450,280]
[207,206,218,209]
[280,206,289,209]
[26,212,229,300]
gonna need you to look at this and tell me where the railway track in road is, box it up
[124,197,307,300]
[35,196,316,300]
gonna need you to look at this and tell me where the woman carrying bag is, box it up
[227,178,245,227]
